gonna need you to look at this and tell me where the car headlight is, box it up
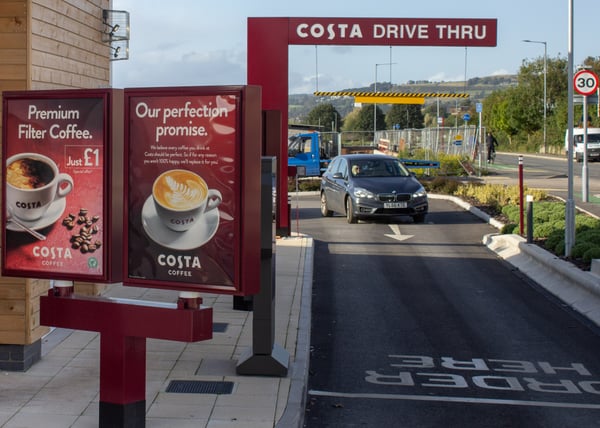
[353,187,376,199]
[412,186,427,198]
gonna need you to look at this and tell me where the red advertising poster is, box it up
[124,86,261,294]
[2,90,120,281]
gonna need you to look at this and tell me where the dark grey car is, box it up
[320,154,428,224]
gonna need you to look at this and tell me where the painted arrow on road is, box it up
[384,224,414,241]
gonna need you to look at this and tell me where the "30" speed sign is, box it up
[574,69,599,96]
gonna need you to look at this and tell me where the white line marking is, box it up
[308,390,600,410]
[384,224,413,241]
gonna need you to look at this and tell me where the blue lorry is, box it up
[288,131,340,177]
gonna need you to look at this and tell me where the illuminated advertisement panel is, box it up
[124,86,261,295]
[1,89,123,282]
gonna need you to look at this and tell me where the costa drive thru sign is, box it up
[248,17,497,235]
[289,18,497,46]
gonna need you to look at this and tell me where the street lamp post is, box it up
[523,39,548,153]
[374,62,396,143]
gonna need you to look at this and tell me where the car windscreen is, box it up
[350,159,410,177]
[574,133,600,143]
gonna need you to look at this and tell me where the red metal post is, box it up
[40,292,212,427]
[519,155,524,235]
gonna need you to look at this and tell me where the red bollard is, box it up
[519,155,524,236]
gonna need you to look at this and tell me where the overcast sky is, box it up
[111,0,599,94]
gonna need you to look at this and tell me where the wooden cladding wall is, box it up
[0,278,50,345]
[30,0,110,89]
[0,0,112,347]
[0,1,28,209]
[0,1,28,91]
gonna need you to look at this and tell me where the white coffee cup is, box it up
[6,153,74,222]
[152,169,222,232]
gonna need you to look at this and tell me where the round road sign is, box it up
[574,69,599,96]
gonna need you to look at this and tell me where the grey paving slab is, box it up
[0,236,311,428]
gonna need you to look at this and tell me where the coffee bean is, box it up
[62,208,102,254]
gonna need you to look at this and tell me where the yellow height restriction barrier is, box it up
[356,96,425,104]
[314,91,469,105]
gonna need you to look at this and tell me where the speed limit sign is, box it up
[574,69,599,96]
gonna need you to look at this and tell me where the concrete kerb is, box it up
[276,234,313,428]
[483,233,600,326]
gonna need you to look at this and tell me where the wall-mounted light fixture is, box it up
[102,9,129,42]
[109,41,129,61]
[111,46,121,58]
[105,23,120,38]
[102,10,130,61]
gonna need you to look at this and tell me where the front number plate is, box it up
[384,202,407,208]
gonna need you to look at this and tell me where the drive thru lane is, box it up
[298,195,600,428]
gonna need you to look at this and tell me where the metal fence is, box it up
[372,126,484,158]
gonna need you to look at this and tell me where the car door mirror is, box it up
[332,172,344,179]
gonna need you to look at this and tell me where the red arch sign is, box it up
[248,17,497,233]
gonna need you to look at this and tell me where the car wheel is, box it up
[576,153,583,163]
[413,213,426,224]
[345,197,357,224]
[320,192,333,217]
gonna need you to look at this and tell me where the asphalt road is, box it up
[298,194,600,428]
[487,153,600,215]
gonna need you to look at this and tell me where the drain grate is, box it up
[213,322,228,333]
[166,380,234,394]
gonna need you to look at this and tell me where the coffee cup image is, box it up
[6,153,74,222]
[152,169,222,232]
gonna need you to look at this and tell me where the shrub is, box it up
[501,223,518,234]
[583,247,600,263]
[545,229,564,251]
[533,222,562,239]
[572,242,596,258]
[424,177,460,194]
[553,239,566,256]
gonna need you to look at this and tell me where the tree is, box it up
[343,104,385,132]
[341,108,361,132]
[385,104,424,129]
[303,103,342,131]
[482,55,569,150]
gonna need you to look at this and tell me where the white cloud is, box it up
[113,48,247,88]
[490,69,510,76]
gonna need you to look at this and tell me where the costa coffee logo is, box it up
[157,253,202,269]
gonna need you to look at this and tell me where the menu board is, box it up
[124,86,261,294]
[1,90,121,281]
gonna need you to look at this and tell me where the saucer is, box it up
[6,197,66,232]
[141,196,220,250]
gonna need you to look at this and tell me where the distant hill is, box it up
[289,74,517,122]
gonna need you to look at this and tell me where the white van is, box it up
[565,127,600,162]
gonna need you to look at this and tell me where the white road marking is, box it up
[384,224,413,241]
[308,390,600,410]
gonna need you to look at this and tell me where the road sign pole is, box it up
[583,95,589,202]
[573,68,598,205]
[478,109,482,174]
